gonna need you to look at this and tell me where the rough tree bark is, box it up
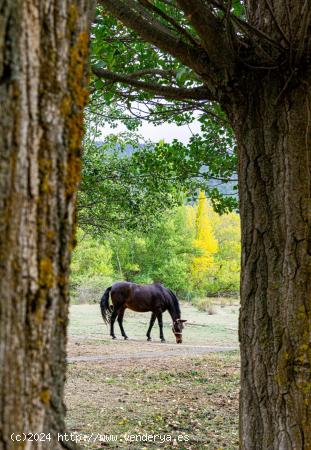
[97,1,311,448]
[0,1,93,449]
[228,75,311,450]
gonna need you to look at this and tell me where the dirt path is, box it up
[67,338,238,363]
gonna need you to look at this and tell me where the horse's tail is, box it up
[100,286,113,325]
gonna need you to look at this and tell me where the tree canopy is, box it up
[80,126,238,234]
[84,1,243,216]
[91,1,248,114]
[79,132,183,233]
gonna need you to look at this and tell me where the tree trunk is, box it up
[229,76,311,449]
[0,1,93,448]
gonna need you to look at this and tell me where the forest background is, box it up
[71,4,241,306]
[72,132,241,306]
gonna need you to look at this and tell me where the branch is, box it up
[127,68,177,79]
[92,67,214,100]
[176,0,235,73]
[209,0,286,52]
[99,0,217,87]
[137,0,199,47]
[263,0,290,45]
[294,0,311,64]
[158,0,176,5]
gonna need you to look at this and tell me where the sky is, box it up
[100,120,202,144]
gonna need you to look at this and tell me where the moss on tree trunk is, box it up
[0,1,93,448]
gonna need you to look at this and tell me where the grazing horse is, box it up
[100,281,186,343]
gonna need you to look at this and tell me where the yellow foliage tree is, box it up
[191,192,218,290]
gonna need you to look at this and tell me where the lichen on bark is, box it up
[0,1,94,449]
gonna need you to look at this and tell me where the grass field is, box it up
[68,300,239,346]
[65,301,240,449]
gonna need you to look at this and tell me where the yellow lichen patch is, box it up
[56,316,66,326]
[275,350,290,386]
[68,32,89,108]
[57,273,68,288]
[39,157,53,194]
[41,175,53,194]
[40,389,50,404]
[39,157,52,173]
[293,306,310,366]
[66,154,82,196]
[32,291,45,322]
[67,3,79,34]
[60,95,71,116]
[63,30,90,196]
[70,215,78,250]
[46,230,56,240]
[39,257,54,289]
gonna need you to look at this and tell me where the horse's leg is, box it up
[156,311,165,343]
[146,312,156,341]
[117,308,128,340]
[110,309,118,339]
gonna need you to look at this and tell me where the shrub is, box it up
[194,297,217,315]
[70,275,114,304]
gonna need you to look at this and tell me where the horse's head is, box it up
[172,319,187,344]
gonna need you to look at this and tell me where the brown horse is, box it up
[100,281,186,343]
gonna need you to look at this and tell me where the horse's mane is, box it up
[153,282,181,316]
[167,288,181,316]
[156,285,180,316]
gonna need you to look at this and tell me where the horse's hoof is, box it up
[112,336,117,340]
[161,339,166,343]
[147,337,151,341]
[124,336,128,340]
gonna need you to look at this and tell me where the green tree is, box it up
[208,209,241,295]
[143,206,197,293]
[109,232,148,281]
[91,2,311,447]
[71,230,114,303]
[71,230,113,283]
[134,135,238,213]
[79,133,180,233]
[79,129,237,235]
[108,206,197,293]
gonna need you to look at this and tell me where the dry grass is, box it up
[65,347,240,449]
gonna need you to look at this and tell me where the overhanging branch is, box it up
[92,67,215,100]
[137,0,199,47]
[176,0,235,73]
[99,0,219,88]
